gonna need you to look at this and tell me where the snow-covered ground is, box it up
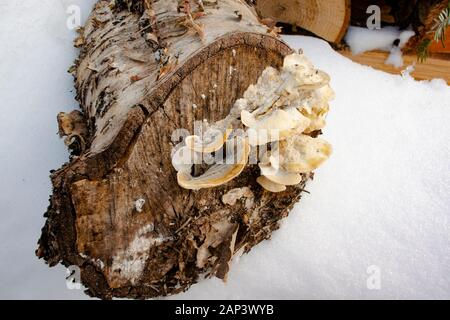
[0,1,449,300]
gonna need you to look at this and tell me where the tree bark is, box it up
[36,0,312,299]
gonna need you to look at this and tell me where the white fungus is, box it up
[172,52,334,192]
[134,198,146,213]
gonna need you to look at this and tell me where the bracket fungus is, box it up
[274,134,332,174]
[172,52,334,193]
[185,121,233,153]
[175,136,251,190]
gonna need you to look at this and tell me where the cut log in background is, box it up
[36,0,314,299]
[252,0,351,43]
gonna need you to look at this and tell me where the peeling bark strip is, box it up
[36,0,314,299]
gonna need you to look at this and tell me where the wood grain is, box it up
[339,49,450,84]
[36,0,315,300]
[254,0,351,43]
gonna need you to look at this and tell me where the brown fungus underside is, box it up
[36,0,329,299]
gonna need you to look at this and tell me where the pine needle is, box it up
[417,38,431,63]
[432,2,450,47]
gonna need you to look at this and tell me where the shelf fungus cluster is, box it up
[172,52,334,192]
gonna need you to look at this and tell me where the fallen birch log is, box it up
[37,0,333,299]
[252,0,351,43]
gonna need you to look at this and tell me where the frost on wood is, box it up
[36,0,332,300]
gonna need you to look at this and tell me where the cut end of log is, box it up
[338,49,450,85]
[36,0,321,300]
[254,0,351,43]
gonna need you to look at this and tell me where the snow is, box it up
[384,46,404,68]
[0,1,450,300]
[345,26,415,68]
[0,0,96,299]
